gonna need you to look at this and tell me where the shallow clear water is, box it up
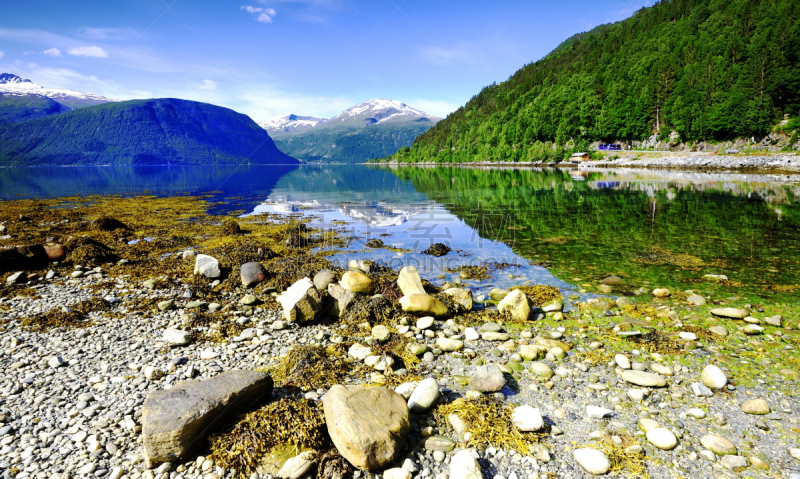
[3,164,799,302]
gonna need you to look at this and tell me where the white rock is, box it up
[278,451,316,479]
[144,366,164,381]
[464,328,480,340]
[789,448,800,461]
[497,290,531,322]
[193,254,220,278]
[384,468,412,479]
[199,349,219,360]
[398,266,426,296]
[278,277,322,323]
[348,343,372,361]
[679,332,697,340]
[687,408,706,419]
[647,428,678,450]
[394,381,419,399]
[48,356,65,368]
[614,354,631,369]
[408,378,441,413]
[701,365,728,390]
[162,329,192,346]
[512,405,544,432]
[450,449,482,479]
[573,448,610,475]
[586,406,613,419]
[416,316,435,330]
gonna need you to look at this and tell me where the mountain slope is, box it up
[0,98,297,166]
[0,73,113,109]
[259,114,328,137]
[0,94,70,125]
[392,0,800,163]
[271,99,441,163]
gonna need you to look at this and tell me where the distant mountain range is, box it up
[0,73,295,166]
[263,99,441,163]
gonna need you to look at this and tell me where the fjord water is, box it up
[2,164,798,301]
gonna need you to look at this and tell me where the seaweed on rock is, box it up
[434,396,542,455]
[209,398,327,478]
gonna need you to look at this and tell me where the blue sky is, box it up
[0,0,655,122]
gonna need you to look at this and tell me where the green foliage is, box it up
[0,98,298,166]
[274,119,436,163]
[392,0,800,163]
[0,94,68,125]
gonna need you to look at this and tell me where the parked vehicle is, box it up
[598,143,621,150]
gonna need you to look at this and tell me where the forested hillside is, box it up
[0,98,297,166]
[394,0,800,163]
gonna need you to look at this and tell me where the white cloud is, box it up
[78,27,140,41]
[67,46,109,58]
[43,48,61,57]
[242,5,277,23]
[420,43,477,67]
[199,79,218,90]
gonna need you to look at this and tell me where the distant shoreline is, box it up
[370,154,800,173]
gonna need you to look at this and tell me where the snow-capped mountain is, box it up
[268,99,442,163]
[259,114,327,137]
[328,99,440,126]
[0,73,113,108]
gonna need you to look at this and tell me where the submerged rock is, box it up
[142,370,273,466]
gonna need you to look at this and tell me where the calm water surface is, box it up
[2,164,798,302]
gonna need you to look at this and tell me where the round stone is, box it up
[407,378,441,414]
[701,434,737,456]
[701,365,727,390]
[741,399,769,415]
[614,354,631,369]
[512,405,544,432]
[573,448,610,475]
[646,428,678,450]
[620,370,667,387]
[528,362,554,380]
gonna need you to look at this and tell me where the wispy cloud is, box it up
[420,43,476,67]
[258,0,350,23]
[0,51,4,59]
[199,79,218,90]
[43,48,61,57]
[77,27,140,41]
[242,5,277,23]
[68,46,109,58]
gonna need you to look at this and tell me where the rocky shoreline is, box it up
[588,154,800,171]
[377,154,800,172]
[1,196,800,479]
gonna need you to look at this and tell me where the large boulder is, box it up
[397,266,426,296]
[498,290,531,322]
[278,278,321,323]
[443,288,473,312]
[193,254,221,279]
[0,245,50,272]
[323,385,409,471]
[240,262,267,287]
[399,294,449,318]
[341,270,375,294]
[142,370,273,467]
